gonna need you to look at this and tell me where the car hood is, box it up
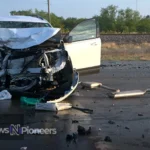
[0,27,60,50]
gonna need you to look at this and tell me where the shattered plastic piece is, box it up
[142,134,145,139]
[66,134,73,141]
[77,125,86,135]
[72,120,79,124]
[53,115,59,119]
[35,103,72,111]
[20,147,27,150]
[125,127,130,130]
[138,113,143,116]
[0,90,12,100]
[81,82,120,92]
[99,128,102,131]
[104,136,112,142]
[20,97,42,105]
[77,126,92,135]
[108,120,115,125]
[86,127,92,135]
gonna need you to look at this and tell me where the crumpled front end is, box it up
[0,27,78,102]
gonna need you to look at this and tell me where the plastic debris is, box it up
[66,134,73,141]
[104,136,112,142]
[35,103,72,111]
[20,147,27,150]
[0,90,12,100]
[20,97,42,105]
[138,113,143,116]
[77,125,86,135]
[108,120,115,125]
[72,120,79,124]
[125,127,130,130]
[77,125,92,135]
[66,133,78,145]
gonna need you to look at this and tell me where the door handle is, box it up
[91,42,97,46]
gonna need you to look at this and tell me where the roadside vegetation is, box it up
[102,42,150,60]
[10,5,150,61]
[10,5,150,34]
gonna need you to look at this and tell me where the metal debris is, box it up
[72,120,79,124]
[125,127,130,130]
[104,136,112,142]
[77,125,91,135]
[20,147,27,150]
[108,120,115,125]
[138,113,143,116]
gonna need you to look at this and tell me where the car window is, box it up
[0,21,51,28]
[69,19,97,42]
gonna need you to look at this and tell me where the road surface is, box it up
[0,61,150,150]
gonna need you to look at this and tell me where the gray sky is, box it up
[0,0,149,18]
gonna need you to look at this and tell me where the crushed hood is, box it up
[0,27,60,49]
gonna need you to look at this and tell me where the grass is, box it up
[102,42,150,60]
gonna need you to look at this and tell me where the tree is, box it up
[116,9,126,33]
[124,8,141,33]
[137,18,150,33]
[99,5,118,32]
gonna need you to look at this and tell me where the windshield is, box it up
[0,21,51,28]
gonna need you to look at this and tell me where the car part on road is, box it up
[109,89,150,99]
[20,96,43,106]
[0,90,12,100]
[104,136,112,142]
[77,125,92,135]
[81,82,120,92]
[35,103,72,111]
[72,106,93,114]
[20,147,27,150]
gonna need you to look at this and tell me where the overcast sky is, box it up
[0,0,149,18]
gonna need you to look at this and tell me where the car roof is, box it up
[0,15,49,23]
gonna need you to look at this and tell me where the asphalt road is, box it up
[0,61,150,150]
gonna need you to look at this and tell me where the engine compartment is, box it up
[0,45,73,100]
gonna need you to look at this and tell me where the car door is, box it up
[64,18,101,75]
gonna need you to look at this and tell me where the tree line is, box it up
[10,5,150,33]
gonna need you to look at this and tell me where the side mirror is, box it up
[63,35,73,43]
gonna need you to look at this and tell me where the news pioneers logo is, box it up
[0,124,57,136]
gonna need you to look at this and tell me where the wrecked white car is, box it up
[0,16,101,102]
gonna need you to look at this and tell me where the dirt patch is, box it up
[102,42,150,60]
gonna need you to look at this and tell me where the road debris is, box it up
[66,133,78,144]
[53,115,59,119]
[35,103,72,111]
[104,136,112,142]
[72,120,79,124]
[142,134,145,139]
[99,128,102,131]
[77,125,92,135]
[0,90,12,100]
[66,134,73,141]
[108,120,115,125]
[72,106,93,114]
[109,89,150,99]
[20,147,27,150]
[138,113,143,116]
[81,82,120,92]
[77,125,86,135]
[21,97,43,106]
[125,127,130,130]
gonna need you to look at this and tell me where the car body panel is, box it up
[0,27,60,49]
[64,18,101,74]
